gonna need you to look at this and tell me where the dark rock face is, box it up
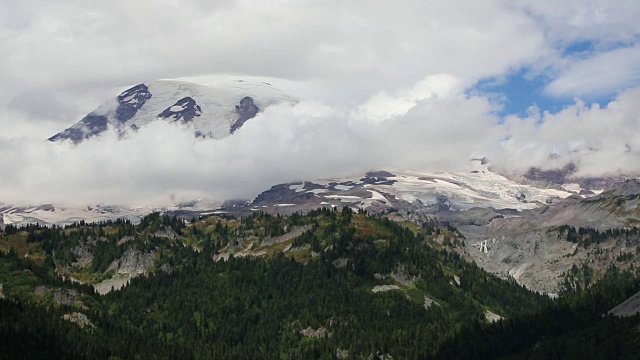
[366,170,395,178]
[230,97,259,133]
[362,171,396,185]
[49,84,152,143]
[252,183,323,206]
[521,163,631,192]
[48,114,108,143]
[115,84,152,123]
[523,163,577,184]
[158,97,202,124]
[576,177,630,192]
[35,204,55,212]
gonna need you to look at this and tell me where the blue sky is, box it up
[474,41,621,118]
[473,69,575,118]
[473,33,640,118]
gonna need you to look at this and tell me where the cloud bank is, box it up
[1,74,639,206]
[498,87,640,177]
[1,0,640,206]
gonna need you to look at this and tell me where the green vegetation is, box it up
[437,267,640,359]
[0,209,638,358]
[556,224,640,248]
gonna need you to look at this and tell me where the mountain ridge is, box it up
[49,79,298,143]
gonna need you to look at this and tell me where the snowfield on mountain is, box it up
[49,79,298,143]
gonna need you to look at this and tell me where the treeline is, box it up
[436,267,640,359]
[557,224,640,248]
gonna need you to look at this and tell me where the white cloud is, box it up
[495,87,640,176]
[0,75,501,206]
[510,1,640,100]
[351,74,461,122]
[544,45,640,98]
[514,0,640,46]
[2,73,640,206]
[2,1,640,206]
[0,1,547,115]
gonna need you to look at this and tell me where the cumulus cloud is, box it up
[0,0,547,118]
[0,74,503,206]
[1,72,640,206]
[514,1,640,99]
[495,87,640,176]
[514,0,640,46]
[350,74,462,122]
[1,1,640,206]
[544,46,640,99]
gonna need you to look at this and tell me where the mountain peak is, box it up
[115,83,152,123]
[49,79,297,144]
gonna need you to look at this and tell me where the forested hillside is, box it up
[0,208,638,359]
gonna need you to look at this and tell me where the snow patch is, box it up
[289,183,305,192]
[561,183,582,193]
[308,189,329,194]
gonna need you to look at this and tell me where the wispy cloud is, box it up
[544,45,640,99]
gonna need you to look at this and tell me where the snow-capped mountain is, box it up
[235,161,573,217]
[0,199,224,228]
[49,79,298,143]
[1,161,575,227]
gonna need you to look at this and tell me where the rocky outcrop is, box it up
[424,296,439,309]
[48,114,109,143]
[111,248,155,276]
[362,171,396,185]
[95,248,155,295]
[116,84,152,123]
[63,312,94,329]
[523,163,577,184]
[484,310,503,323]
[609,291,640,317]
[390,264,416,286]
[252,183,325,207]
[158,97,202,124]
[372,285,400,293]
[117,236,134,245]
[154,227,178,239]
[439,207,503,226]
[54,289,79,306]
[72,245,93,268]
[300,326,330,338]
[230,97,259,133]
[260,225,312,247]
[159,263,173,274]
[49,84,152,143]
